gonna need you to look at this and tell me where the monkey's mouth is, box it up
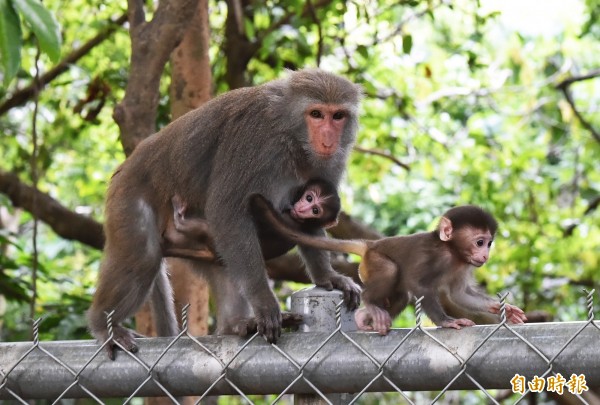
[289,210,304,221]
[471,260,485,267]
[314,152,335,160]
[314,145,338,158]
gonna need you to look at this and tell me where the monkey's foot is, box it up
[103,326,139,360]
[440,318,476,330]
[316,273,362,311]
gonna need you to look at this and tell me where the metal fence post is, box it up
[290,287,356,405]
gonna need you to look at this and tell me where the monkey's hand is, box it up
[440,318,476,330]
[355,306,391,335]
[233,312,304,338]
[490,303,528,324]
[315,273,362,311]
[281,311,305,330]
[354,308,373,331]
[103,325,141,360]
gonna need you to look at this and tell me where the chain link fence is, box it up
[1,288,599,404]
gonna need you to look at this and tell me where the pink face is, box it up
[465,230,494,267]
[290,187,327,221]
[305,104,349,158]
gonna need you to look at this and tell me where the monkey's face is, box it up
[304,104,350,157]
[455,228,494,267]
[290,187,328,222]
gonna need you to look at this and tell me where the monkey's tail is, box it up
[249,194,367,257]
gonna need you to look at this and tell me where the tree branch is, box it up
[0,170,104,249]
[564,195,600,236]
[556,69,600,88]
[223,0,260,89]
[306,0,324,66]
[223,0,333,88]
[113,0,200,155]
[259,0,333,41]
[354,146,411,171]
[0,13,128,116]
[556,69,600,144]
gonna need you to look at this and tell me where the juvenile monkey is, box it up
[88,69,362,358]
[251,197,527,335]
[162,178,341,261]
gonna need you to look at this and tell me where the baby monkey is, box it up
[251,197,527,334]
[162,178,341,261]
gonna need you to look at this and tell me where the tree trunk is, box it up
[168,0,212,342]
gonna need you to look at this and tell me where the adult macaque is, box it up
[251,197,527,335]
[162,178,341,261]
[88,69,362,358]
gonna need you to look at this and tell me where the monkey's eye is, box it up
[312,207,320,215]
[332,111,346,120]
[306,194,313,202]
[476,239,484,247]
[488,241,493,248]
[310,110,323,118]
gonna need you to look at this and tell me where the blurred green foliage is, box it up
[0,0,598,346]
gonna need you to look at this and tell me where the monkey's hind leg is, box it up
[358,251,400,335]
[88,201,165,359]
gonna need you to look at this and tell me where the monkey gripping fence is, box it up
[1,288,599,404]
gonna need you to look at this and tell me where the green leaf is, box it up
[243,16,255,39]
[12,0,61,62]
[356,45,369,59]
[0,0,22,87]
[402,34,413,54]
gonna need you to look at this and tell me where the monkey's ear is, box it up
[438,216,453,241]
[323,219,339,229]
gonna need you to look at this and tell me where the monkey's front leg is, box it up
[439,318,476,329]
[297,238,361,310]
[489,302,527,324]
[420,292,476,330]
[354,305,392,335]
[211,219,284,342]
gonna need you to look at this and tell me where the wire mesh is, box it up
[0,290,598,404]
